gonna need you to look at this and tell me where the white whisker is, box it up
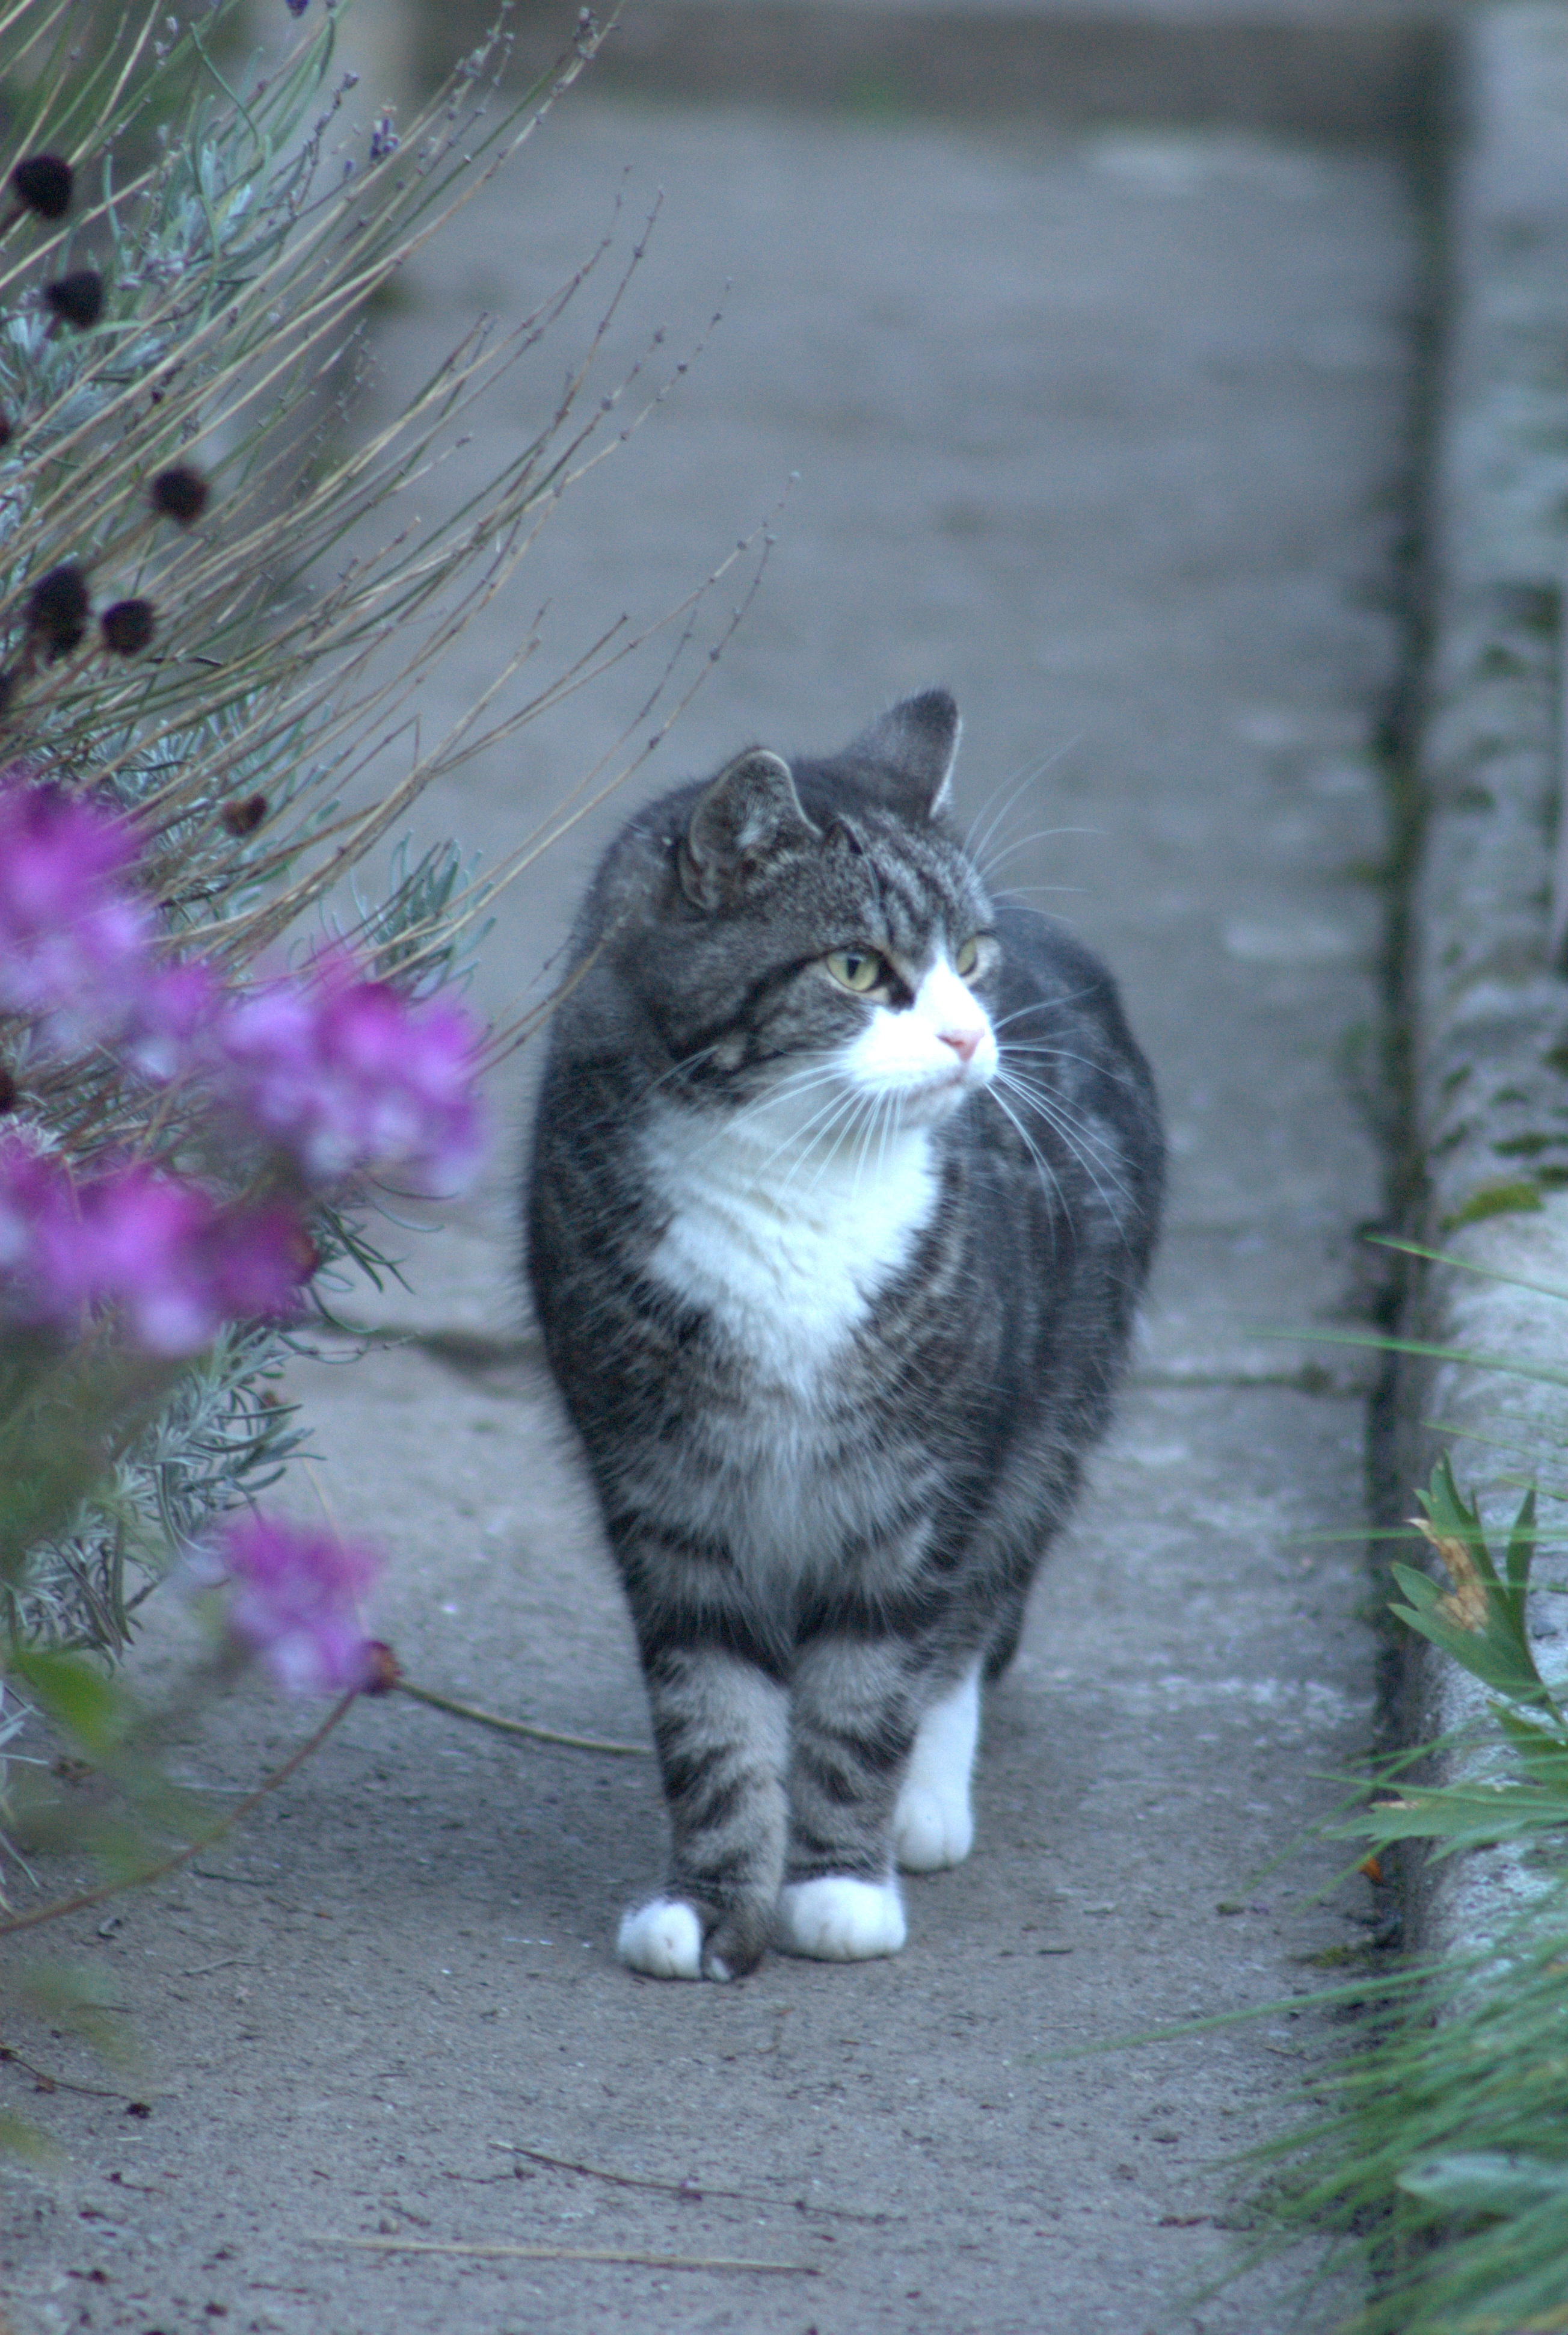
[985,1085,1068,1241]
[961,736,1084,873]
[991,1065,1134,1232]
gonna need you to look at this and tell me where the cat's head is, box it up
[624,690,1000,1134]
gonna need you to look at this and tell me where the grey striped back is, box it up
[525,689,1163,1980]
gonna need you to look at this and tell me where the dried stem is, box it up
[395,1677,649,1758]
[0,1685,359,1937]
[310,2235,818,2274]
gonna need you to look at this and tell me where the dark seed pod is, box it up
[150,463,209,524]
[100,597,156,656]
[221,791,268,837]
[45,270,103,329]
[11,154,73,220]
[358,1641,401,1696]
[0,1064,16,1112]
[25,562,90,656]
[0,413,11,450]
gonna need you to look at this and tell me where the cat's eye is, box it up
[955,936,981,978]
[825,947,886,994]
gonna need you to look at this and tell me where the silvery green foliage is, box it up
[2,1327,307,1657]
[0,4,570,1656]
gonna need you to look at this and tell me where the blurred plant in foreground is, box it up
[0,0,761,1664]
[0,0,768,2145]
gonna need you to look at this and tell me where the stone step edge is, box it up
[1392,1,1568,1961]
[407,0,1453,144]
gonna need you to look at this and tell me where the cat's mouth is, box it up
[873,1059,992,1123]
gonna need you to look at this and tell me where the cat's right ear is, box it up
[852,688,961,819]
[678,749,817,910]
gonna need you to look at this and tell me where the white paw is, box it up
[617,1897,703,1979]
[894,1661,980,1872]
[776,1876,907,1961]
[893,1782,975,1872]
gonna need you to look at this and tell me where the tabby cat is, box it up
[526,689,1163,1979]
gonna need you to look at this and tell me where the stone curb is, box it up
[1392,1,1568,1956]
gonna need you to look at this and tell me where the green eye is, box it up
[826,948,885,994]
[955,936,980,978]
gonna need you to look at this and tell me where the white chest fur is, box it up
[641,1093,939,1392]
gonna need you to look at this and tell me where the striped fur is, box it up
[526,691,1163,1979]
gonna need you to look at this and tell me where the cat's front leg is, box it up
[777,1636,915,1961]
[619,1641,789,1982]
[892,1655,983,1872]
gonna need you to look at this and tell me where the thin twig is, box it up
[395,1678,650,1759]
[488,2141,891,2225]
[309,2235,817,2274]
[494,2142,723,2200]
[0,1689,359,1939]
[0,2046,143,2103]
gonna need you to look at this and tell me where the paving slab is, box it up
[1,60,1420,2335]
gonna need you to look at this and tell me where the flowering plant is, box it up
[0,0,644,1668]
[0,763,485,1645]
[0,0,760,2160]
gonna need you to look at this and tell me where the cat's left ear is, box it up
[852,688,961,819]
[678,748,818,910]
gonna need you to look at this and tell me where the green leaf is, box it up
[0,2110,59,2165]
[9,1649,131,1759]
[1397,2151,1568,2216]
[1389,1460,1557,1710]
[1493,1706,1568,1796]
[1390,1573,1548,1703]
[1506,1484,1538,1620]
[1440,1179,1545,1231]
[1330,1781,1554,1855]
[11,1959,135,2064]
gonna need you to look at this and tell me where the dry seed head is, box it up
[1409,1516,1489,1632]
[11,155,73,221]
[150,463,209,524]
[221,792,268,837]
[100,599,156,656]
[45,270,103,329]
[25,563,90,656]
[360,1640,401,1695]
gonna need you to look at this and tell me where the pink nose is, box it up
[939,1025,981,1064]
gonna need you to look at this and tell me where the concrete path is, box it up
[4,84,1416,2335]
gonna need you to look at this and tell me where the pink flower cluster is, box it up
[0,1137,312,1355]
[214,1514,383,1695]
[0,774,205,1061]
[214,951,482,1194]
[0,770,486,1354]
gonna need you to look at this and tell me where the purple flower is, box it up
[0,1133,55,1276]
[212,949,484,1192]
[0,774,152,1048]
[123,957,220,1085]
[0,1141,313,1355]
[214,1514,382,1695]
[0,771,227,1081]
[207,1201,318,1322]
